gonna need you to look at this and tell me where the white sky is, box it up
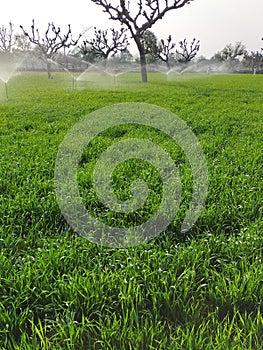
[1,0,262,58]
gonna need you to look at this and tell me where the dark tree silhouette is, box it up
[91,0,194,82]
[82,27,129,61]
[20,20,81,78]
[0,22,17,52]
[155,35,176,69]
[176,38,200,63]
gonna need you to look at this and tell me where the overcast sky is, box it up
[1,0,262,58]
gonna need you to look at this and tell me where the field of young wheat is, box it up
[0,72,262,349]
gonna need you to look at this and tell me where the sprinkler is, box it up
[4,81,8,99]
[0,53,24,98]
[72,76,76,90]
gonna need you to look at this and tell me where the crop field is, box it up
[0,72,263,349]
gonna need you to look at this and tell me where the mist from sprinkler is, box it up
[0,53,24,98]
[16,54,256,93]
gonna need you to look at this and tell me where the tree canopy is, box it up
[91,0,194,82]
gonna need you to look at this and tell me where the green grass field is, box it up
[0,72,263,349]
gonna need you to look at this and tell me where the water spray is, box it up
[48,58,78,90]
[0,53,24,99]
[72,76,76,90]
[4,82,8,99]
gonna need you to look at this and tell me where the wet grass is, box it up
[0,72,263,349]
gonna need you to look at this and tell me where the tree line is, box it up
[1,0,263,81]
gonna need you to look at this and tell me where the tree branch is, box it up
[0,22,17,52]
[91,0,195,82]
[154,35,175,65]
[83,27,129,59]
[91,0,194,36]
[176,38,200,63]
[20,20,81,59]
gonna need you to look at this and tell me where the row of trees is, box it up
[1,0,263,80]
[1,21,200,78]
[0,0,202,81]
[211,41,263,72]
[89,0,195,82]
[79,28,200,68]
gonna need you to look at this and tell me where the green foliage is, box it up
[0,72,263,349]
[142,30,158,63]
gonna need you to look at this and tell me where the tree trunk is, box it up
[47,60,52,79]
[134,36,148,83]
[140,50,148,83]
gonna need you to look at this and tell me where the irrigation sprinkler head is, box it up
[4,81,8,99]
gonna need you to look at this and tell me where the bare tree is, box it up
[176,38,200,63]
[82,27,129,61]
[154,35,176,69]
[20,20,81,78]
[0,22,17,52]
[91,0,194,82]
[212,41,246,62]
[243,51,263,72]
